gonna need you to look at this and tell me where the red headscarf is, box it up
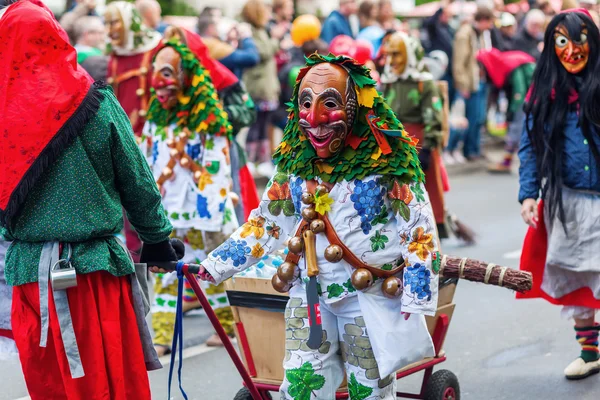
[0,0,103,226]
[477,48,535,89]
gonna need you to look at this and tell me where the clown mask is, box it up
[297,63,356,159]
[554,24,589,74]
[152,47,184,110]
[384,33,408,77]
[104,5,126,48]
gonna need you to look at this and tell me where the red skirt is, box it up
[517,201,600,308]
[11,271,152,400]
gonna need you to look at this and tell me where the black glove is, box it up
[140,238,185,263]
[506,110,515,123]
[418,147,432,171]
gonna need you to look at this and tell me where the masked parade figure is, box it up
[380,32,475,243]
[196,54,440,399]
[0,1,180,398]
[518,9,600,380]
[139,35,245,353]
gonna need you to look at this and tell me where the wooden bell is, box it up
[166,138,176,148]
[324,244,343,262]
[301,192,315,205]
[310,219,325,234]
[277,262,299,283]
[301,206,317,221]
[193,170,202,183]
[271,274,291,293]
[162,167,174,179]
[351,268,373,291]
[381,276,403,299]
[169,148,180,159]
[288,236,304,254]
[180,157,190,168]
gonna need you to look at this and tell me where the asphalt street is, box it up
[2,157,599,400]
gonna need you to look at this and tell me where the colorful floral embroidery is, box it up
[267,178,295,216]
[404,263,432,301]
[186,143,201,160]
[350,179,386,234]
[370,230,389,252]
[432,251,441,274]
[266,222,281,239]
[371,204,389,226]
[314,192,334,215]
[408,227,434,260]
[196,194,212,219]
[388,181,413,222]
[251,243,265,258]
[214,239,251,267]
[198,170,213,191]
[240,217,266,239]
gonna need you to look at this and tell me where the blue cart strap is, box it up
[168,260,188,400]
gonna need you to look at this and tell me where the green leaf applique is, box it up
[182,212,191,221]
[432,96,443,112]
[348,372,373,400]
[170,212,180,220]
[370,230,389,252]
[372,205,389,226]
[327,283,345,299]
[390,200,410,222]
[223,208,232,223]
[268,201,283,216]
[411,184,425,203]
[286,362,326,400]
[282,200,296,217]
[381,263,393,271]
[343,279,356,293]
[205,138,215,150]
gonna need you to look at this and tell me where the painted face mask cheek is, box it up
[297,64,353,159]
[152,47,183,110]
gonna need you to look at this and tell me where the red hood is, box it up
[477,48,535,89]
[0,0,100,226]
[174,28,238,91]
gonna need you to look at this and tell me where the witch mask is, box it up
[384,32,408,77]
[297,63,357,159]
[152,46,184,110]
[554,24,589,74]
[104,5,125,48]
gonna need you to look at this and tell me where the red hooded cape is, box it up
[0,0,104,226]
[477,49,535,89]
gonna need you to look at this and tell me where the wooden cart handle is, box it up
[303,230,319,277]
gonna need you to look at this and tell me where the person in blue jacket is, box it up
[320,0,358,43]
[518,9,600,380]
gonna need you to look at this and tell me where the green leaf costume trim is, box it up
[272,54,424,184]
[348,372,374,400]
[286,362,326,400]
[146,38,232,140]
[327,283,345,299]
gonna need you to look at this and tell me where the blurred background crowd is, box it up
[48,0,600,177]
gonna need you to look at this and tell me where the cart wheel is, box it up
[423,370,460,400]
[233,387,273,400]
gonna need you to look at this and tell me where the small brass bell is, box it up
[166,138,176,148]
[301,192,315,205]
[138,109,147,117]
[381,276,403,299]
[351,268,373,291]
[193,170,202,182]
[301,206,317,221]
[324,244,343,262]
[169,148,179,158]
[163,167,174,179]
[310,219,325,234]
[180,157,190,168]
[315,184,329,195]
[277,262,299,283]
[272,274,291,293]
[288,236,304,254]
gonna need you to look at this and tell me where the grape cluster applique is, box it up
[215,239,251,267]
[350,179,386,234]
[404,263,432,301]
[290,177,304,213]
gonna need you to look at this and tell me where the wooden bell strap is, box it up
[284,220,308,265]
[304,179,404,279]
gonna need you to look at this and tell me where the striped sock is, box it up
[575,324,600,363]
[183,279,197,303]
